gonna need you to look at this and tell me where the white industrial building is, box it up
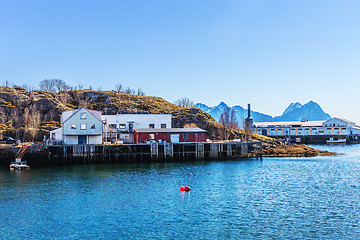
[253,117,360,137]
[50,108,103,145]
[102,114,172,131]
[101,114,172,143]
[50,110,174,145]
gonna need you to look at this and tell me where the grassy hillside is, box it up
[0,86,270,142]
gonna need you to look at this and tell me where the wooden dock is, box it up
[16,141,263,166]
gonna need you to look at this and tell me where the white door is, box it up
[170,134,180,143]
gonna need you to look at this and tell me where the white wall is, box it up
[88,135,102,144]
[50,127,63,141]
[256,124,360,137]
[323,118,354,128]
[102,114,172,131]
[351,128,360,135]
[64,136,78,144]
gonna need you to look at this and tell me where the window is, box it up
[71,124,76,129]
[319,131,324,133]
[341,128,347,130]
[312,128,317,130]
[119,124,126,129]
[149,134,155,140]
[327,128,331,130]
[91,124,96,129]
[270,129,275,131]
[183,132,189,139]
[277,129,282,131]
[80,113,86,119]
[161,124,166,128]
[81,124,86,130]
[149,124,155,128]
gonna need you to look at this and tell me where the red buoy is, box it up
[184,186,191,192]
[180,186,185,192]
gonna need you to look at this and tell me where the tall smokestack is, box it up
[248,104,251,119]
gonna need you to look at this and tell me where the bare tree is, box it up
[44,108,56,122]
[74,84,83,90]
[115,84,123,93]
[218,107,238,140]
[28,107,40,141]
[174,98,194,107]
[19,84,35,92]
[54,79,70,92]
[79,96,91,108]
[219,107,230,140]
[59,92,71,104]
[39,79,57,93]
[243,119,252,141]
[0,108,6,124]
[124,87,134,94]
[3,80,11,87]
[137,87,145,96]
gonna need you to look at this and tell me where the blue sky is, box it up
[1,0,360,123]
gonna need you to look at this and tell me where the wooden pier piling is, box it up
[22,141,263,166]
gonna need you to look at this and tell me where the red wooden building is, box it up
[134,128,207,143]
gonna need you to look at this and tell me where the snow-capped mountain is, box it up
[194,102,273,124]
[194,101,331,124]
[273,101,331,121]
[282,102,302,116]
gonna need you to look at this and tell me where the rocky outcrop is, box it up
[261,144,337,157]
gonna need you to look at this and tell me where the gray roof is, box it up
[254,120,326,128]
[330,117,355,124]
[134,128,207,133]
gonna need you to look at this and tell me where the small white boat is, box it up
[326,137,346,144]
[9,160,30,170]
[10,145,30,170]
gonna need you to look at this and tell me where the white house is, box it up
[101,114,172,143]
[50,108,103,145]
[101,114,172,132]
[253,117,360,137]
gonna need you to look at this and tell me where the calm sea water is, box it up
[1,145,360,239]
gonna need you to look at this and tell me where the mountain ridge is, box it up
[195,101,331,124]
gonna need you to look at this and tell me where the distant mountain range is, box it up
[194,101,331,125]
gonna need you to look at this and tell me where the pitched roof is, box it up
[62,107,102,124]
[331,117,355,124]
[134,128,207,133]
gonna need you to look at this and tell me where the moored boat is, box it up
[326,137,346,144]
[9,160,30,170]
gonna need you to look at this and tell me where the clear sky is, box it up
[1,0,360,123]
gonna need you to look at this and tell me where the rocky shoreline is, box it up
[260,143,337,158]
